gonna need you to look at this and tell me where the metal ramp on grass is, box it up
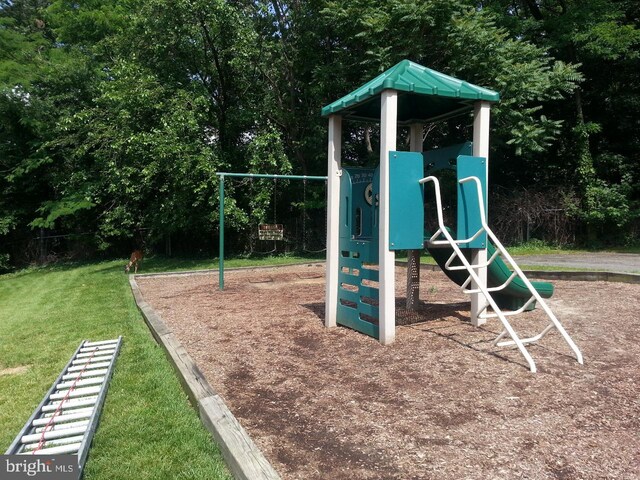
[5,337,121,472]
[420,174,583,373]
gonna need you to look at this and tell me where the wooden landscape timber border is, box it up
[128,276,281,480]
[134,261,325,279]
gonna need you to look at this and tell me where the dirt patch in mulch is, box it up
[137,265,640,480]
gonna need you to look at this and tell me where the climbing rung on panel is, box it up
[5,337,121,473]
[419,174,583,373]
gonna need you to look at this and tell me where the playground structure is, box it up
[321,60,583,372]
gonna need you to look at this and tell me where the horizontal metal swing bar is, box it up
[215,172,328,181]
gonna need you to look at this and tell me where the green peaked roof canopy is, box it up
[321,60,499,124]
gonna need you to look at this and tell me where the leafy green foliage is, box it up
[1,0,639,267]
[484,0,640,240]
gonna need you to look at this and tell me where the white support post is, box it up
[471,101,491,326]
[325,115,342,329]
[406,123,423,311]
[379,90,398,345]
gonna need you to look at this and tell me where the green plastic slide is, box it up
[424,230,553,311]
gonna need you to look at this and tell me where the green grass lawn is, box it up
[139,252,326,274]
[0,261,231,480]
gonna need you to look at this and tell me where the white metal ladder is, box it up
[419,175,583,373]
[5,337,122,472]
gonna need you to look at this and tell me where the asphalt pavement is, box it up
[513,252,640,273]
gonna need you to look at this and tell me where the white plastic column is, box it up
[379,90,397,344]
[406,123,423,311]
[325,114,342,329]
[471,101,491,326]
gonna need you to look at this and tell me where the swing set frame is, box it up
[216,172,328,290]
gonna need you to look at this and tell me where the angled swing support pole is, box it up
[215,172,328,291]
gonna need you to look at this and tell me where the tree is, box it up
[484,0,640,241]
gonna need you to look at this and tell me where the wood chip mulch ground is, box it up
[136,265,639,480]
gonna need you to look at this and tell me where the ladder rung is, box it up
[43,407,94,418]
[480,296,537,319]
[33,410,93,427]
[486,271,518,292]
[62,369,108,381]
[497,324,556,347]
[79,345,116,353]
[22,435,85,451]
[465,271,518,294]
[50,386,102,401]
[76,349,115,359]
[34,420,89,433]
[22,425,88,444]
[453,248,501,271]
[427,240,450,246]
[83,339,119,347]
[56,377,104,390]
[67,361,111,372]
[71,355,113,366]
[21,442,82,455]
[42,396,98,412]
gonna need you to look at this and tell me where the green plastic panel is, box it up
[389,151,424,250]
[456,155,487,249]
[340,167,376,240]
[337,168,380,339]
[423,142,472,174]
[337,243,380,339]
